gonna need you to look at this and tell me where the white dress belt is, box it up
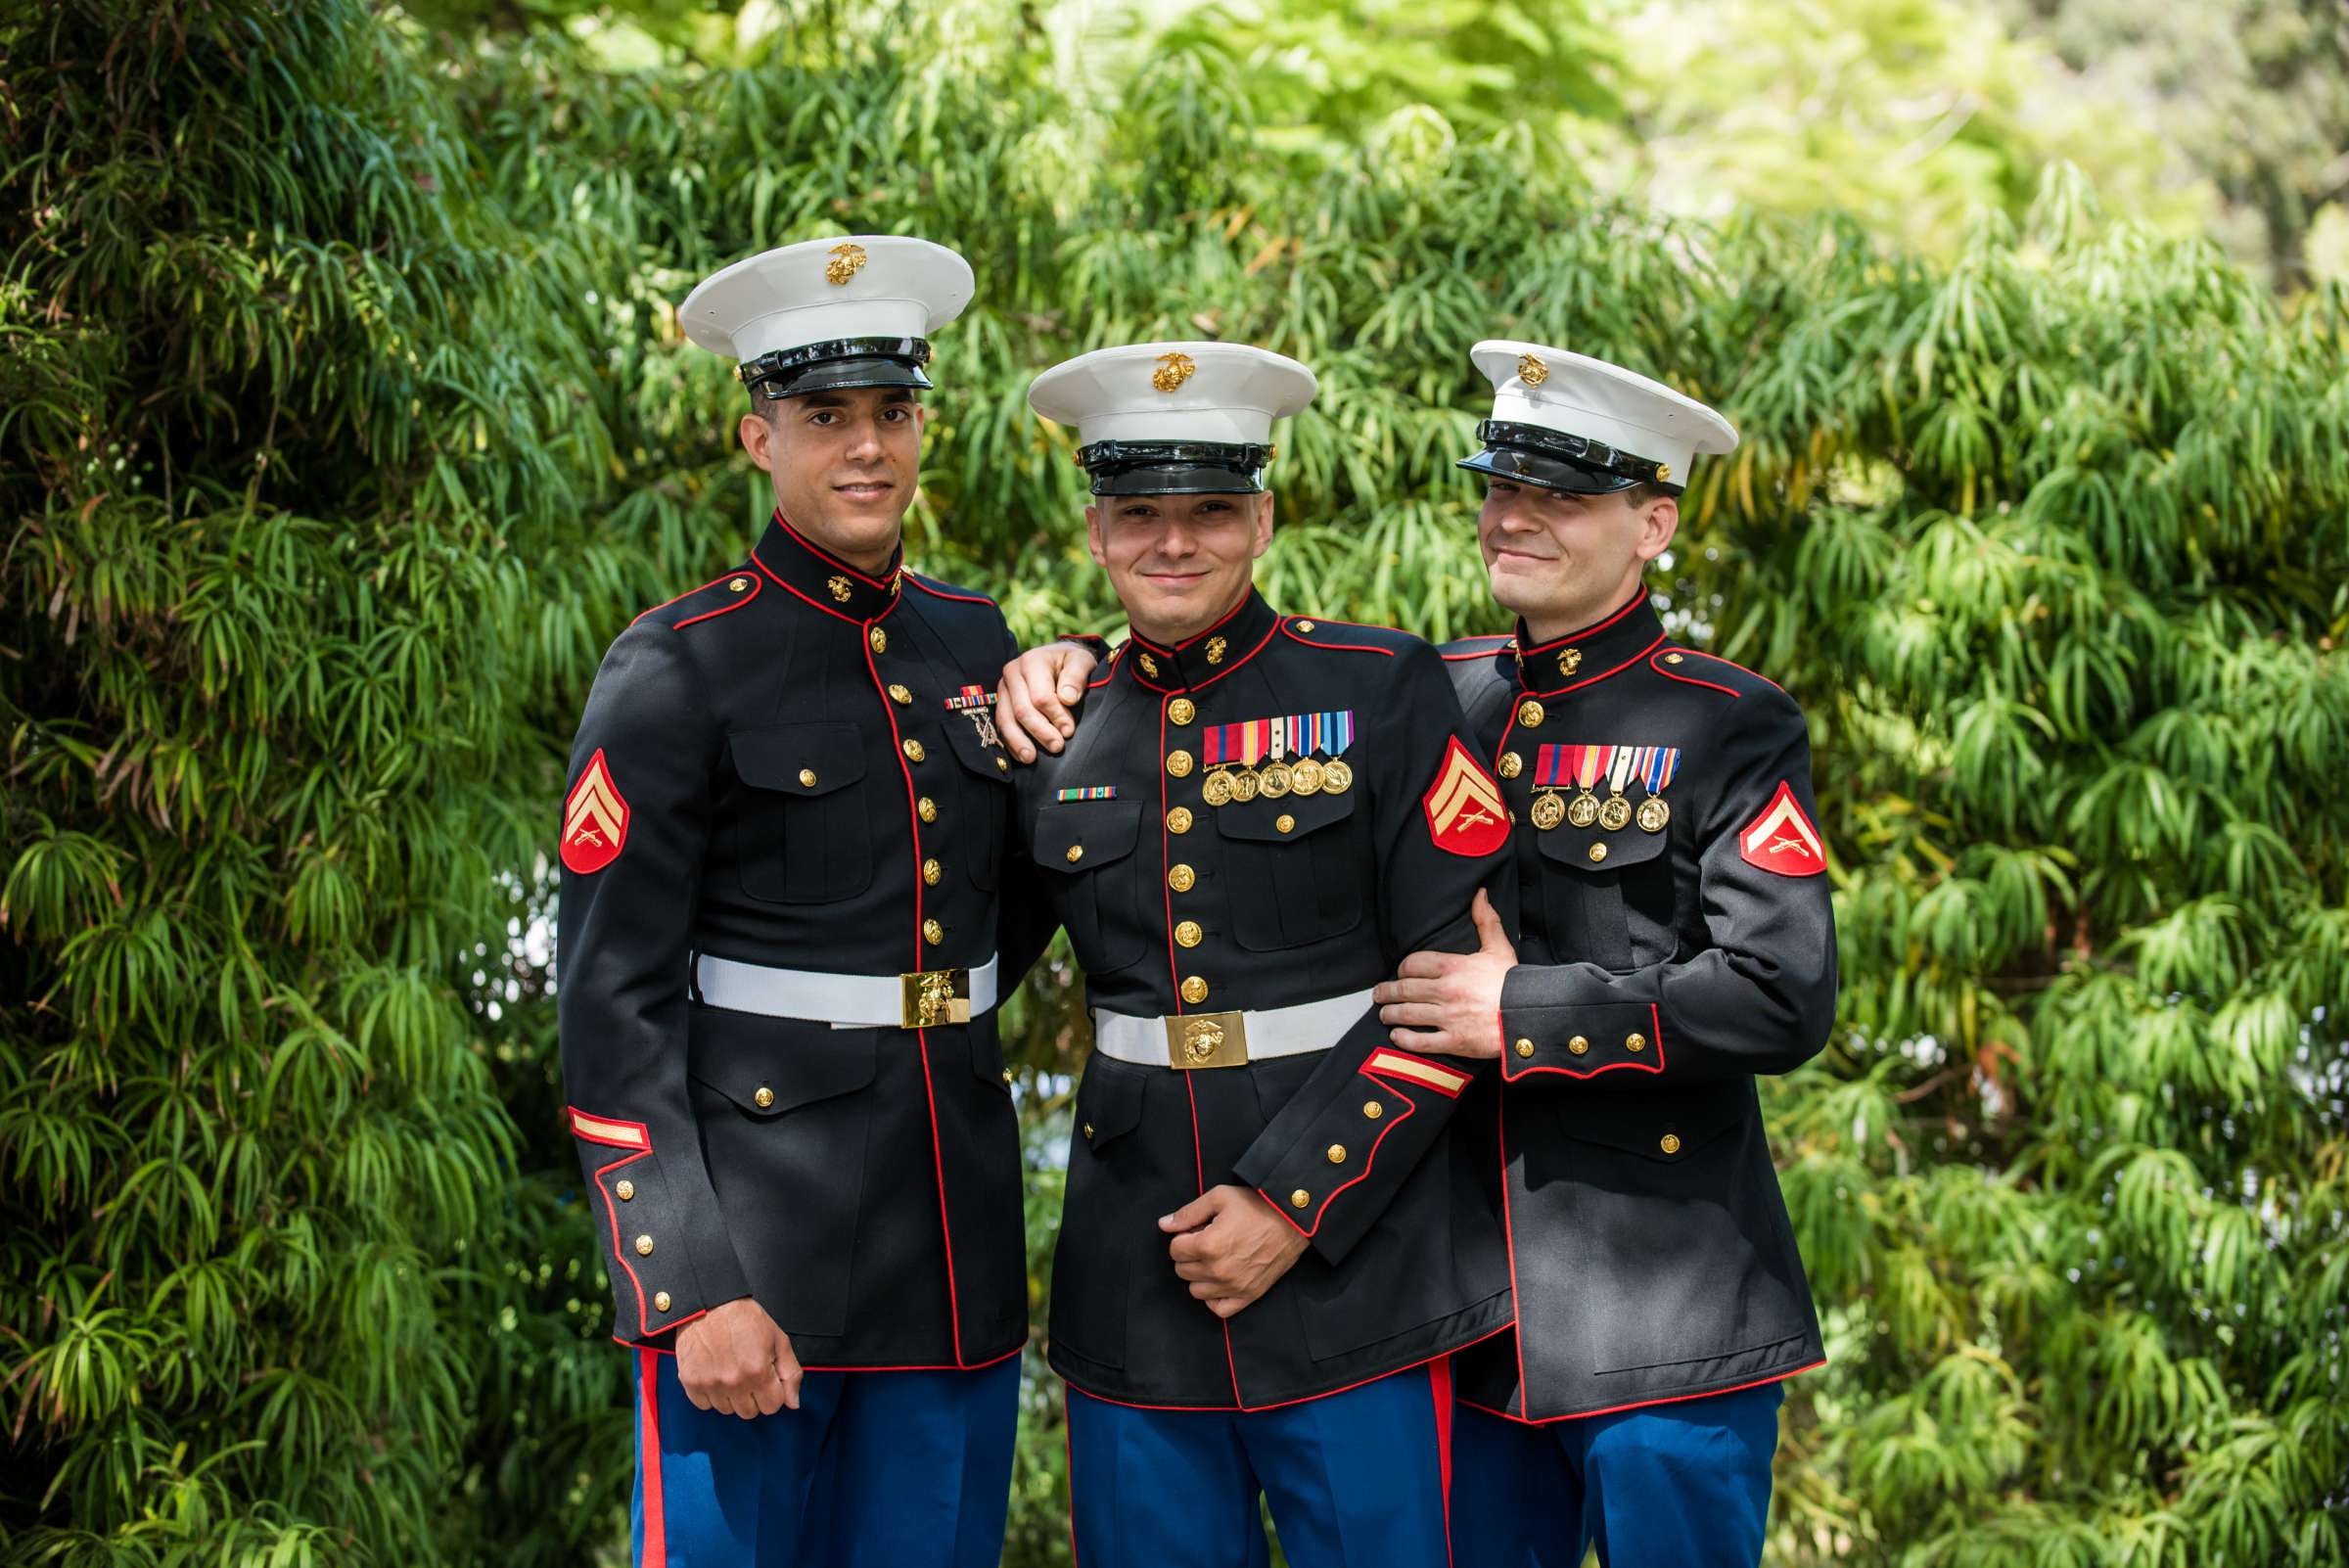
[1090,988,1374,1070]
[692,951,1000,1030]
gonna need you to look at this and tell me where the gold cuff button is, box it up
[902,738,925,762]
[1169,698,1196,725]
[1169,864,1196,893]
[1180,976,1209,1005]
[753,1086,775,1109]
[924,858,943,885]
[1498,752,1523,779]
[1325,1144,1347,1164]
[1290,1188,1311,1209]
[798,768,817,788]
[615,1179,635,1201]
[1515,1038,1535,1058]
[1167,807,1194,834]
[1626,1032,1646,1051]
[1567,1035,1590,1055]
[1167,750,1194,778]
[919,797,939,823]
[996,757,1008,771]
[1174,920,1204,947]
[1066,845,1084,863]
[634,1235,654,1257]
[654,1291,672,1313]
[868,627,887,654]
[1588,843,1608,863]
[923,918,944,945]
[1659,1132,1682,1155]
[1275,813,1295,833]
[889,683,913,704]
[1362,1100,1383,1120]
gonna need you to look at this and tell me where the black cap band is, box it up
[1456,419,1678,495]
[1078,439,1274,496]
[740,336,934,401]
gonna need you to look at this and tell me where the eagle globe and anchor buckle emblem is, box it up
[1163,1010,1250,1069]
[899,968,973,1029]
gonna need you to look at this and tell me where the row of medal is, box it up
[1194,710,1355,807]
[1514,744,1680,835]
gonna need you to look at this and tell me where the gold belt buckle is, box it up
[900,969,972,1029]
[1165,1010,1250,1069]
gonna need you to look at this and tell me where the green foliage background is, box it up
[3,2,2345,1565]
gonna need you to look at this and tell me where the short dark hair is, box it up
[1620,482,1678,508]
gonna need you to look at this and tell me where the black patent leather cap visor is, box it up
[742,336,934,400]
[1082,439,1270,496]
[1458,444,1647,495]
[1091,462,1265,496]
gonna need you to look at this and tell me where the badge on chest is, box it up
[1528,744,1679,835]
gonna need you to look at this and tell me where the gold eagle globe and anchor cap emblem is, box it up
[1517,352,1548,386]
[1152,351,1198,392]
[824,242,869,285]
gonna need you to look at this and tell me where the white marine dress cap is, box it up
[1029,342,1318,495]
[1458,341,1736,494]
[680,236,975,400]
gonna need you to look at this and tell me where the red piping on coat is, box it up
[1501,1003,1667,1083]
[1085,645,1125,689]
[1522,631,1668,698]
[1278,621,1397,658]
[1128,620,1280,694]
[1259,1073,1416,1239]
[638,1348,668,1568]
[1456,1359,1827,1426]
[1516,590,1646,658]
[1650,654,1740,698]
[750,545,861,624]
[862,622,967,1367]
[1439,637,1513,663]
[772,509,899,591]
[904,573,998,607]
[1664,646,1788,696]
[1057,1316,1514,1415]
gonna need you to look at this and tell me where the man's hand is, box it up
[1371,889,1515,1059]
[674,1296,803,1420]
[1160,1184,1312,1319]
[994,641,1100,762]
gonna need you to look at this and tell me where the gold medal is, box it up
[1637,797,1671,833]
[1229,767,1262,802]
[1260,761,1294,798]
[1201,769,1234,807]
[1290,758,1324,796]
[1531,791,1567,831]
[1321,760,1354,795]
[1599,795,1633,832]
[1567,792,1600,829]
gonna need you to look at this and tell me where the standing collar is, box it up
[1123,587,1281,693]
[1511,589,1667,695]
[750,509,904,621]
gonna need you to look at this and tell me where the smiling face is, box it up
[1086,490,1275,646]
[739,384,925,574]
[1478,478,1678,641]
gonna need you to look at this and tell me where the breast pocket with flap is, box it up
[1212,788,1366,950]
[726,721,875,904]
[1033,800,1150,972]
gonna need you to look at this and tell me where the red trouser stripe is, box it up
[638,1348,668,1568]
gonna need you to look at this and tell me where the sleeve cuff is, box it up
[1497,969,1667,1082]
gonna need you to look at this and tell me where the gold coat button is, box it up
[919,797,938,823]
[634,1235,654,1257]
[923,918,944,945]
[868,627,887,654]
[1275,814,1295,833]
[924,858,943,885]
[1326,1144,1347,1164]
[1169,864,1196,893]
[615,1179,635,1201]
[1517,699,1545,727]
[1515,1038,1535,1058]
[1167,807,1194,834]
[799,768,817,788]
[1083,1123,1094,1138]
[1181,976,1209,1005]
[1660,1132,1682,1155]
[1626,1032,1646,1052]
[1588,842,1608,863]
[1295,620,1316,632]
[1167,750,1194,778]
[754,1085,775,1109]
[1497,752,1523,779]
[902,738,925,762]
[889,683,913,704]
[1066,845,1084,863]
[728,576,749,592]
[1665,652,1685,665]
[1362,1101,1383,1120]
[1290,1188,1311,1209]
[1174,920,1203,947]
[654,1291,672,1313]
[996,757,1008,771]
[1002,1069,1014,1084]
[1568,1035,1590,1055]
[1169,698,1197,725]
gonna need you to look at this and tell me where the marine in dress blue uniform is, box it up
[558,237,1051,1568]
[1020,344,1518,1566]
[1386,345,1838,1567]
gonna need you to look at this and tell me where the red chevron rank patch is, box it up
[561,749,630,874]
[1738,780,1825,876]
[1422,737,1510,857]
